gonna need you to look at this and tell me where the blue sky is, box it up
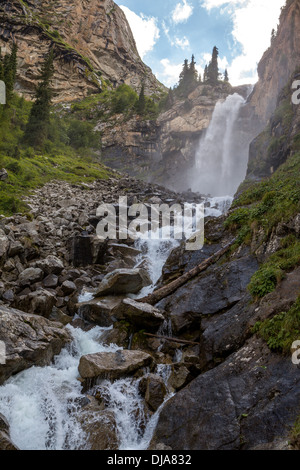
[115,0,286,87]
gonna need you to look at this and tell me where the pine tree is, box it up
[224,68,229,82]
[179,59,189,88]
[137,82,146,115]
[206,46,220,86]
[203,65,208,82]
[24,48,55,148]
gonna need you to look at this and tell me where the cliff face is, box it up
[0,0,163,102]
[249,0,300,123]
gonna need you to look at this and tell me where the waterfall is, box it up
[191,93,248,197]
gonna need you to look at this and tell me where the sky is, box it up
[114,0,286,88]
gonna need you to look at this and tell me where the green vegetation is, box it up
[0,44,109,216]
[252,296,300,354]
[225,152,300,299]
[24,48,55,148]
[289,415,300,449]
[70,83,164,121]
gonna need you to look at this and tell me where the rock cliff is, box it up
[249,0,300,123]
[0,0,163,102]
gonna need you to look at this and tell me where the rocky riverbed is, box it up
[0,173,299,450]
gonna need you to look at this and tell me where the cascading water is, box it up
[190,93,248,197]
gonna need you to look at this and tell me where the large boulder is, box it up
[77,399,119,450]
[14,289,56,318]
[139,374,167,412]
[112,298,166,331]
[150,337,300,450]
[78,350,154,389]
[95,268,151,297]
[78,296,123,327]
[18,267,44,287]
[0,304,72,385]
[35,255,64,275]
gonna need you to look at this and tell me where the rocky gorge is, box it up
[0,0,299,453]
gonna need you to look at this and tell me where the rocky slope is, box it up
[0,0,163,102]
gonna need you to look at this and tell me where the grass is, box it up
[252,296,300,354]
[0,94,112,216]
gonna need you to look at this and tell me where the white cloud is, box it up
[158,59,183,88]
[120,6,160,59]
[172,0,194,24]
[201,0,286,85]
[174,37,190,49]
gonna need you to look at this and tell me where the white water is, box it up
[190,93,247,197]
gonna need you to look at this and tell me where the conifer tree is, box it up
[24,48,55,148]
[206,46,220,86]
[137,82,146,115]
[224,68,229,82]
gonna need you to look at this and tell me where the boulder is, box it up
[35,255,64,275]
[139,374,167,412]
[112,298,165,331]
[0,304,72,384]
[95,268,151,297]
[78,297,123,327]
[0,231,9,260]
[150,337,300,450]
[61,280,76,295]
[19,267,44,286]
[77,399,119,450]
[78,350,154,388]
[42,274,59,288]
[14,289,56,318]
[0,169,8,181]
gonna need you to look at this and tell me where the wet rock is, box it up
[77,398,119,450]
[112,298,166,331]
[150,337,300,450]
[0,414,19,450]
[0,304,72,385]
[139,374,167,412]
[157,252,258,334]
[168,364,193,392]
[78,350,154,389]
[95,268,151,297]
[78,297,123,327]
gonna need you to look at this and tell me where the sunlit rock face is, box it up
[0,0,163,102]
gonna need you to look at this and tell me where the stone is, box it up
[150,337,300,450]
[42,274,59,288]
[61,280,76,295]
[78,297,123,327]
[14,289,56,318]
[112,298,165,331]
[0,168,8,181]
[95,268,151,297]
[139,374,167,412]
[35,256,64,275]
[77,399,119,450]
[0,414,18,450]
[18,267,44,286]
[0,304,72,384]
[8,240,23,257]
[0,232,9,260]
[78,350,154,388]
